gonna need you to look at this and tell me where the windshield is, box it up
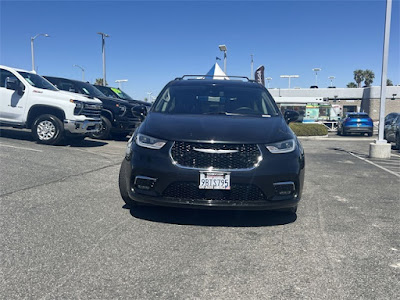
[18,72,58,91]
[153,84,280,116]
[111,87,134,100]
[96,86,134,100]
[348,114,369,119]
[75,82,106,98]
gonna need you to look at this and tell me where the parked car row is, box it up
[0,65,150,144]
[384,112,400,149]
[335,111,400,149]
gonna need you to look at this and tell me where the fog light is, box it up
[273,182,295,196]
[134,176,157,190]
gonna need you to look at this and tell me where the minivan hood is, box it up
[141,113,293,144]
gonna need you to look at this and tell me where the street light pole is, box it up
[377,0,392,143]
[266,77,272,88]
[328,76,335,87]
[97,32,109,86]
[219,45,227,74]
[147,92,153,102]
[73,64,85,81]
[31,33,49,72]
[312,68,321,86]
[115,79,128,89]
[250,54,254,79]
[369,0,393,159]
[280,75,299,89]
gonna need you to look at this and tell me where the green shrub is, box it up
[289,123,328,136]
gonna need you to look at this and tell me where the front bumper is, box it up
[112,118,141,134]
[120,143,305,211]
[344,126,373,133]
[64,119,101,134]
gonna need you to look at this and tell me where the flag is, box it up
[216,57,221,61]
[254,65,265,86]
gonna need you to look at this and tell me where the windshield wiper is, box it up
[202,111,230,115]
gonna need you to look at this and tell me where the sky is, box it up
[1,0,399,101]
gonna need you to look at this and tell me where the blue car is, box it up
[337,112,373,136]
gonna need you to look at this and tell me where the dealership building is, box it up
[268,86,400,121]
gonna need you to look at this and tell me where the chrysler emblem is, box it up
[193,148,239,154]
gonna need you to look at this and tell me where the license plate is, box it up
[199,172,230,190]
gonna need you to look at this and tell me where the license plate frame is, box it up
[199,172,231,190]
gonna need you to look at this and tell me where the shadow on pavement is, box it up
[0,127,34,141]
[126,205,297,227]
[64,138,108,148]
[0,127,107,147]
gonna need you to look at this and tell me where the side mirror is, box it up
[131,105,148,121]
[284,110,299,124]
[17,81,25,96]
[5,77,18,90]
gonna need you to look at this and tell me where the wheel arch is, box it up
[27,105,65,129]
[101,109,114,123]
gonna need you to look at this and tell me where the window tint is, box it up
[74,82,105,98]
[0,69,18,88]
[95,86,115,98]
[153,84,279,116]
[18,72,57,91]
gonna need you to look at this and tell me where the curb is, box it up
[297,135,329,140]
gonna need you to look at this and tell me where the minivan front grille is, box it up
[170,142,261,170]
[163,182,267,202]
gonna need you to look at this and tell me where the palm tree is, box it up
[353,69,365,88]
[363,69,375,87]
[95,78,107,86]
[387,79,393,86]
[347,82,357,88]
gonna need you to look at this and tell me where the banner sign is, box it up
[254,65,265,86]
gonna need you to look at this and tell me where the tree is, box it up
[347,82,357,88]
[363,69,375,87]
[353,69,365,88]
[387,78,393,86]
[95,78,107,86]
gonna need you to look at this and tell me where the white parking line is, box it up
[349,152,400,178]
[0,143,43,152]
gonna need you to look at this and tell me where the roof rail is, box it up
[175,75,254,82]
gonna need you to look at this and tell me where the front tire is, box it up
[118,158,136,208]
[90,116,112,140]
[395,133,400,150]
[32,114,64,145]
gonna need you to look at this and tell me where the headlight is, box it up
[266,139,296,153]
[135,133,166,149]
[116,104,126,115]
[125,135,134,160]
[70,99,83,115]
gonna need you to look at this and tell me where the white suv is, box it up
[0,65,102,145]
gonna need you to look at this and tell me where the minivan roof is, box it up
[169,78,264,88]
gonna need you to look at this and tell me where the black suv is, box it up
[94,85,152,111]
[119,76,305,214]
[44,76,147,139]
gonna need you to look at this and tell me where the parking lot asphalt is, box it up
[1,128,399,299]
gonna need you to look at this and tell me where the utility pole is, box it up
[97,32,109,86]
[250,54,254,79]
